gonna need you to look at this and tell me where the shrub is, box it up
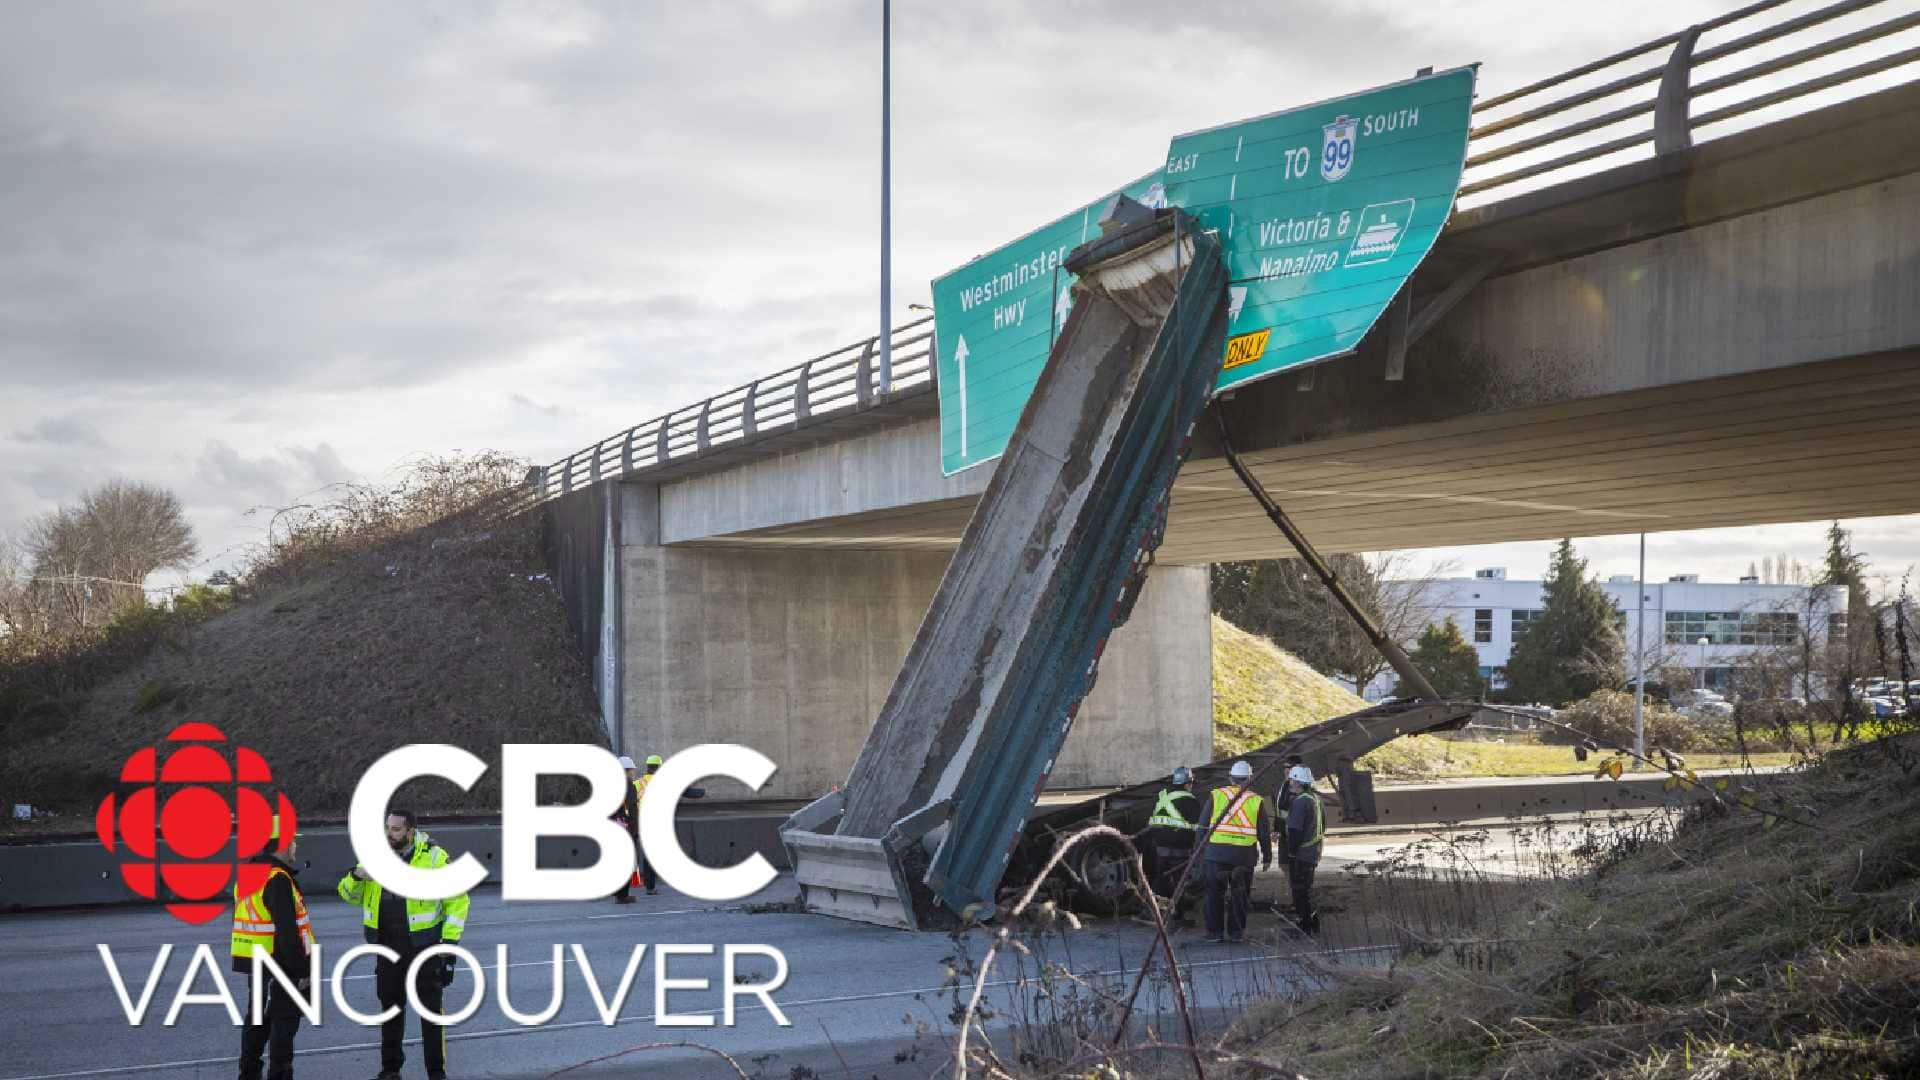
[171,582,233,620]
[132,678,186,715]
[1551,689,1707,752]
[248,451,528,587]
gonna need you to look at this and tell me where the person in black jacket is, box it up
[1281,764,1326,934]
[232,825,312,1080]
[612,755,643,903]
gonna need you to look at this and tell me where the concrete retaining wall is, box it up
[541,483,621,746]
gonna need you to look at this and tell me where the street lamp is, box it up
[1632,533,1647,757]
[878,0,893,394]
[1697,636,1710,692]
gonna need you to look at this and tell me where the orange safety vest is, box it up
[231,865,315,962]
[1208,786,1264,846]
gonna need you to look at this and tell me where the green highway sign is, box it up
[930,171,1166,475]
[1164,66,1477,391]
[928,70,1475,473]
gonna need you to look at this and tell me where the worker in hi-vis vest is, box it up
[339,809,468,1080]
[1282,763,1326,934]
[614,752,702,900]
[615,753,663,900]
[232,815,312,1080]
[1144,766,1200,901]
[1200,759,1273,943]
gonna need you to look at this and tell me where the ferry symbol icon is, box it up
[1345,198,1416,267]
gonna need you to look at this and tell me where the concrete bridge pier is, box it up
[546,480,1215,802]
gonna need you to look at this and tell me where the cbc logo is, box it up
[94,721,297,924]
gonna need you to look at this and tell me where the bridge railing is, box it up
[533,0,1920,503]
[531,315,935,501]
[1462,0,1920,206]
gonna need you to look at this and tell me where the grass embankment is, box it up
[1220,733,1920,1078]
[1211,615,1443,779]
[0,461,604,829]
[1212,616,1801,781]
[1428,741,1800,778]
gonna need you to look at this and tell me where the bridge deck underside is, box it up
[678,347,1920,562]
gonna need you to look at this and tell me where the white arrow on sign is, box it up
[1227,286,1247,322]
[1055,282,1073,329]
[954,334,970,460]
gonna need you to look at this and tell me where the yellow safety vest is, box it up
[231,865,314,962]
[1147,788,1197,830]
[1208,787,1263,847]
[633,774,652,806]
[338,831,470,945]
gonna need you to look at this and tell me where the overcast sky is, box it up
[2,1,1913,593]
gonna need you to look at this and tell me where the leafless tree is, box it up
[25,480,198,632]
[1212,551,1454,693]
[0,534,31,639]
[1722,585,1862,752]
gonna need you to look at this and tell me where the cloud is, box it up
[1406,516,1920,602]
[13,414,106,448]
[192,439,360,511]
[1,0,1911,586]
[508,393,565,419]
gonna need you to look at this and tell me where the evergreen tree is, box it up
[1822,520,1877,676]
[1396,618,1483,699]
[1504,539,1626,705]
[1211,553,1447,693]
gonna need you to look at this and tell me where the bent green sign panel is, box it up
[1164,66,1476,391]
[931,171,1166,475]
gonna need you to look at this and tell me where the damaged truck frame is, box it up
[782,195,1477,930]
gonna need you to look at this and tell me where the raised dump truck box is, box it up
[781,202,1230,929]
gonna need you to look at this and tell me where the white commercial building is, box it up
[1362,568,1846,701]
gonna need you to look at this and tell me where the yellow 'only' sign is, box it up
[1223,328,1270,370]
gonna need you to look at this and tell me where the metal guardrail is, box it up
[532,0,1919,501]
[531,314,935,500]
[1461,0,1920,204]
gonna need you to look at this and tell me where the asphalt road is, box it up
[0,873,1343,1080]
[1,813,1648,1079]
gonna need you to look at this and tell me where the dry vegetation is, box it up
[1209,735,1920,1079]
[0,453,603,826]
[941,735,1920,1078]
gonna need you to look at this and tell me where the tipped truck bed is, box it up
[782,206,1229,929]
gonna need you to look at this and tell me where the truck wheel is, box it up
[1071,835,1139,916]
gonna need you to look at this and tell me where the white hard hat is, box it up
[1229,760,1253,781]
[617,755,637,770]
[1288,765,1314,786]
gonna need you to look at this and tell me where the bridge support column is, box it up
[616,481,1212,799]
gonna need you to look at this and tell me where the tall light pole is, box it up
[1698,636,1711,692]
[877,0,893,395]
[1633,533,1647,758]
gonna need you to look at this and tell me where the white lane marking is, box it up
[1,944,1383,1080]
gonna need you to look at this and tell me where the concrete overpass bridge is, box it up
[533,3,1920,798]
